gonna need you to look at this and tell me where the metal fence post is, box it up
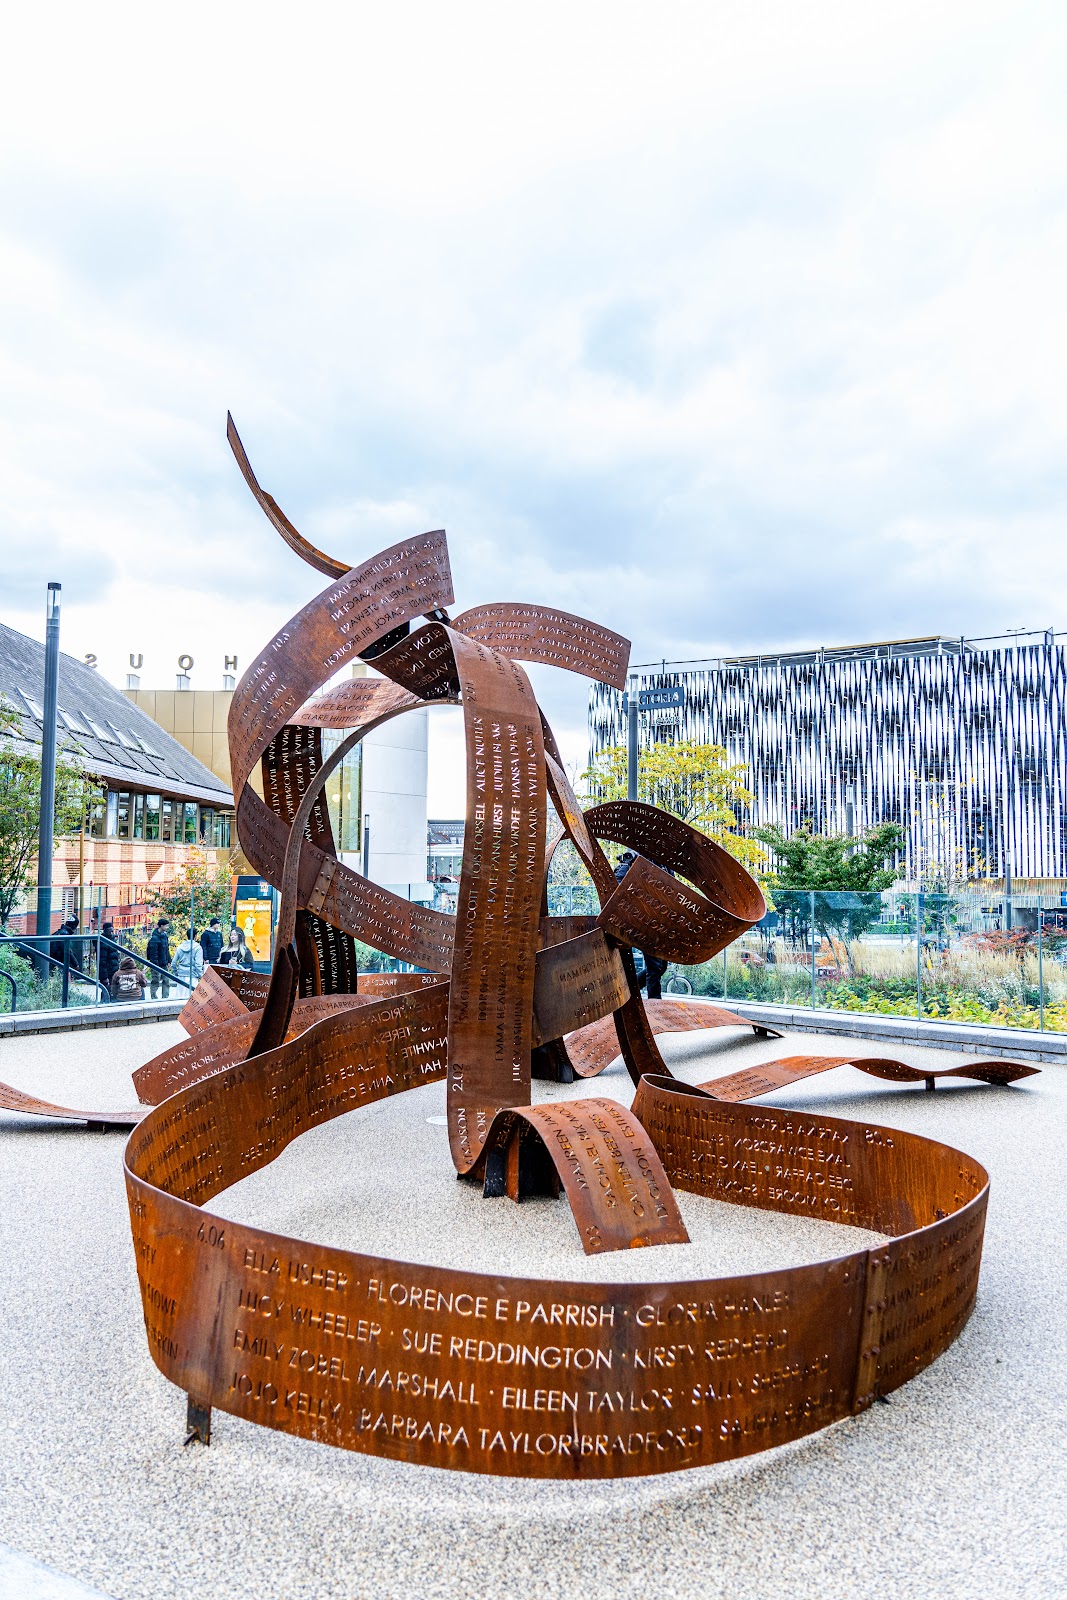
[61,938,70,1008]
[810,890,816,1009]
[916,892,924,1018]
[1038,908,1044,1031]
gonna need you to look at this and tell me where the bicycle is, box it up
[662,965,693,996]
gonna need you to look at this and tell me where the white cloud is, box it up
[1,0,1065,822]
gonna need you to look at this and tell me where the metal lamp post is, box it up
[624,681,685,803]
[34,583,62,961]
[627,687,639,802]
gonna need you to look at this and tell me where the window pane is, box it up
[116,792,131,839]
[200,806,213,843]
[106,791,118,836]
[89,795,106,838]
[184,802,198,843]
[214,812,231,849]
[133,793,145,840]
[161,798,173,842]
[145,795,161,842]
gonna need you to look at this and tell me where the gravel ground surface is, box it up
[0,1019,1063,1600]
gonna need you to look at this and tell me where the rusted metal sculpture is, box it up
[0,415,1040,1477]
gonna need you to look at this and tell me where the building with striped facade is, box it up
[588,631,1067,887]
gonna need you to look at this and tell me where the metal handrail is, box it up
[1,937,111,1003]
[0,932,195,1009]
[92,934,196,996]
[0,968,16,1013]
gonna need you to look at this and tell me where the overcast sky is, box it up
[3,1,1065,812]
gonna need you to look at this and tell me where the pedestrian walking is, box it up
[218,925,254,969]
[172,927,205,990]
[109,955,148,1003]
[99,921,121,993]
[200,917,224,966]
[146,916,172,1000]
[49,915,83,973]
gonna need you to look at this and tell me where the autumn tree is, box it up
[581,740,766,877]
[146,846,235,934]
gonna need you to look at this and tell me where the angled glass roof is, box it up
[104,721,137,750]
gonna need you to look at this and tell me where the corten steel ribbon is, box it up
[444,629,547,1176]
[699,1052,1040,1100]
[588,801,767,964]
[227,413,350,580]
[0,1081,145,1129]
[122,997,996,1478]
[562,998,781,1079]
[1,416,1038,1474]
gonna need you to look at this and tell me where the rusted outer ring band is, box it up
[124,993,991,1479]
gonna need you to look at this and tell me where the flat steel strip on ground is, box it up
[0,1082,144,1126]
[700,1053,1042,1101]
[565,998,777,1078]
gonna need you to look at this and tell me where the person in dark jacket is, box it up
[613,851,636,883]
[200,917,224,965]
[146,917,171,999]
[49,916,83,974]
[110,955,148,1003]
[644,953,669,999]
[613,851,669,999]
[98,921,121,993]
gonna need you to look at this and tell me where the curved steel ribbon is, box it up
[563,998,780,1078]
[444,629,547,1175]
[0,1081,145,1128]
[698,1051,1040,1099]
[123,1002,994,1477]
[588,801,767,964]
[0,417,1038,1477]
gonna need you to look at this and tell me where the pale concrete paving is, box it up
[0,1019,1063,1600]
[0,1544,116,1600]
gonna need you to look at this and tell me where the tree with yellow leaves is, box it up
[581,740,766,877]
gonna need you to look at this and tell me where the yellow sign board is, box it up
[233,897,273,964]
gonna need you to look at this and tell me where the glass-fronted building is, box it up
[589,630,1067,887]
[0,622,235,930]
[427,819,464,883]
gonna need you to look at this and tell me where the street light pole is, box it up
[627,686,638,803]
[34,582,62,951]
